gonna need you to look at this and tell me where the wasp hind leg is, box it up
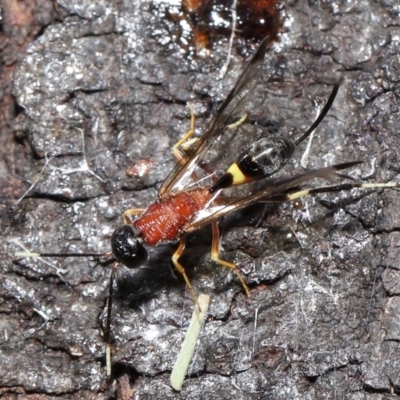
[211,221,250,296]
[226,113,247,130]
[269,180,400,204]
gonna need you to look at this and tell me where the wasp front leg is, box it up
[123,208,145,224]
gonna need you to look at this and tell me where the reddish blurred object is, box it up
[181,0,282,53]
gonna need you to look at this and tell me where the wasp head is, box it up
[111,225,148,268]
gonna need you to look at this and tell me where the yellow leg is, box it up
[226,113,247,129]
[172,104,246,167]
[123,208,144,224]
[211,222,250,296]
[171,237,199,305]
[172,103,196,165]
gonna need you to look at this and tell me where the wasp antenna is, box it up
[15,251,105,258]
[294,84,340,147]
[105,263,118,378]
[330,160,363,171]
[254,37,269,61]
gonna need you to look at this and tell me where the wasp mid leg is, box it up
[172,105,247,165]
[211,221,250,296]
[171,236,200,306]
[172,103,196,165]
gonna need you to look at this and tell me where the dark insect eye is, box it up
[111,225,148,269]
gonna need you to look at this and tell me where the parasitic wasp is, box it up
[15,37,400,377]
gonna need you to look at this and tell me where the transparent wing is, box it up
[184,161,363,233]
[159,38,269,198]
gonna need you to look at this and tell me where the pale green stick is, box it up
[170,294,210,390]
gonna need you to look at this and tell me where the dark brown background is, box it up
[1,0,400,399]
